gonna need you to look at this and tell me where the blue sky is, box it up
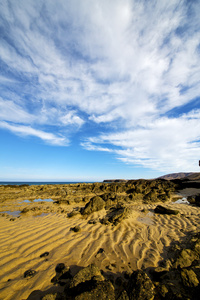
[0,0,200,181]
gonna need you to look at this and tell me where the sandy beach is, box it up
[0,182,200,299]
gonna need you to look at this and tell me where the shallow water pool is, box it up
[21,198,54,203]
[1,210,21,217]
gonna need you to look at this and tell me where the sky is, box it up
[0,0,200,181]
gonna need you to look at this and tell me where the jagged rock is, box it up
[81,196,105,215]
[154,205,179,215]
[24,269,37,278]
[127,270,155,300]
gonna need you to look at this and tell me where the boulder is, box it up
[81,196,105,215]
[127,270,155,300]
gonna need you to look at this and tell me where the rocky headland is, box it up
[0,177,200,299]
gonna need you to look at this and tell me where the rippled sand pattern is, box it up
[0,202,200,300]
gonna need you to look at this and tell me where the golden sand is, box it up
[0,191,200,299]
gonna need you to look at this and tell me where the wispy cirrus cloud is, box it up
[0,0,200,172]
[0,121,68,146]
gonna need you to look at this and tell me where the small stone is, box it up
[40,251,49,258]
[24,269,37,278]
[70,226,81,232]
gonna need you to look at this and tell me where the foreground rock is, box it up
[65,264,115,299]
[152,232,200,299]
[127,270,155,300]
[154,205,179,215]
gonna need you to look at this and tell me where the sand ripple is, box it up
[0,202,200,299]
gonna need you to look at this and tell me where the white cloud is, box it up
[0,121,68,146]
[60,111,84,127]
[0,98,35,123]
[84,112,200,172]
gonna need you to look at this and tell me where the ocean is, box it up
[0,181,95,186]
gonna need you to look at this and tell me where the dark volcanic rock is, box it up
[154,205,179,215]
[127,269,155,300]
[64,264,116,299]
[81,196,105,215]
